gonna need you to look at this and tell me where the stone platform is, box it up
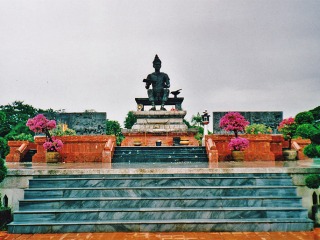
[129,110,188,133]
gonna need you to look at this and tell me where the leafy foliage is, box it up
[310,106,320,121]
[296,124,318,139]
[0,157,7,184]
[295,111,314,125]
[106,120,124,145]
[305,174,320,189]
[0,101,39,137]
[183,119,191,128]
[294,106,320,157]
[10,133,34,142]
[0,138,9,159]
[4,122,34,141]
[245,124,272,134]
[50,124,76,136]
[124,111,137,129]
[278,117,297,149]
[191,113,202,127]
[303,143,320,158]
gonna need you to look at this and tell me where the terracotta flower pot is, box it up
[133,141,142,146]
[282,149,297,161]
[46,152,61,163]
[231,151,245,161]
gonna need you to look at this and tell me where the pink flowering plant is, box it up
[26,114,63,152]
[278,117,297,150]
[219,112,250,138]
[228,137,249,151]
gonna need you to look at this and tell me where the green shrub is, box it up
[11,133,34,142]
[311,131,320,145]
[4,122,34,141]
[296,124,318,139]
[295,111,314,124]
[304,143,320,158]
[0,137,9,159]
[49,124,76,136]
[0,207,12,230]
[0,158,7,183]
[305,174,320,189]
[245,124,272,134]
[310,106,320,121]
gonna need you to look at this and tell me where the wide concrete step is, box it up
[113,157,208,163]
[19,196,303,209]
[33,173,292,178]
[112,146,208,163]
[8,218,314,233]
[115,146,206,151]
[28,176,293,188]
[13,207,308,222]
[24,186,297,199]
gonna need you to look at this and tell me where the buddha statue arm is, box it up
[164,74,170,88]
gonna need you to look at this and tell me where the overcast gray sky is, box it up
[0,0,319,130]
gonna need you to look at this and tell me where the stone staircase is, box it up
[112,146,208,163]
[8,173,313,233]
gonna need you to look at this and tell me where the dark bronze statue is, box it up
[143,55,170,111]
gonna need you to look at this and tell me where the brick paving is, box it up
[1,230,320,240]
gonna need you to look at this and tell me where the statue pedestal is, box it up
[131,110,188,133]
[122,110,199,146]
[121,131,199,146]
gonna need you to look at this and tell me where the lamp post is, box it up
[201,110,210,146]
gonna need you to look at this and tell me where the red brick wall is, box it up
[32,135,116,163]
[206,134,276,161]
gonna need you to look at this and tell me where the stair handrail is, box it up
[13,142,29,162]
[102,137,116,163]
[205,138,219,163]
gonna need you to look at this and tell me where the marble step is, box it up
[113,151,207,156]
[8,218,314,233]
[113,149,206,155]
[33,173,292,178]
[24,186,297,199]
[13,207,308,222]
[28,176,293,188]
[112,157,208,163]
[19,196,303,210]
[115,146,206,152]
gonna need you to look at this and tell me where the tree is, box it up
[191,112,202,127]
[0,157,7,183]
[219,112,250,138]
[0,137,9,159]
[278,117,297,150]
[0,101,39,137]
[106,120,124,145]
[124,111,137,129]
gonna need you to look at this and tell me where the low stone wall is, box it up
[28,135,115,163]
[206,134,276,161]
[33,135,116,163]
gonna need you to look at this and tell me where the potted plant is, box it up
[219,112,250,138]
[220,112,250,161]
[26,114,63,163]
[228,137,249,161]
[278,117,297,160]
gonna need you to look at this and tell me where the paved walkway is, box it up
[1,230,320,240]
